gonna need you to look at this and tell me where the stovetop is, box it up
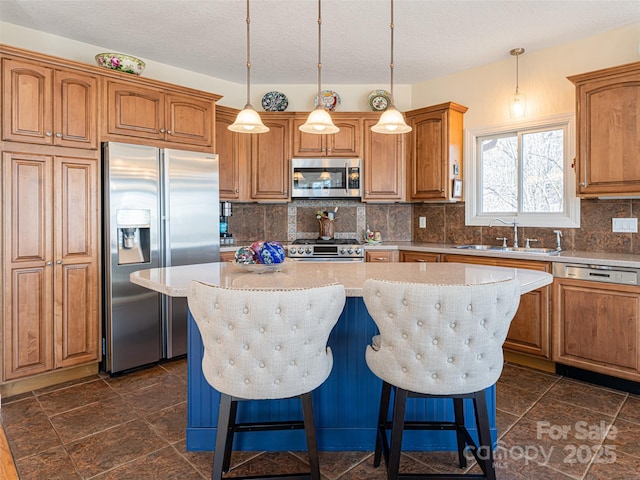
[292,238,361,245]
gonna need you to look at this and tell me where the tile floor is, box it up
[1,359,639,479]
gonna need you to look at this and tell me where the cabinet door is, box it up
[2,58,53,145]
[54,156,99,368]
[442,254,551,359]
[399,251,440,262]
[106,80,165,140]
[408,110,447,200]
[292,117,326,156]
[572,65,640,196]
[165,93,213,147]
[2,152,54,380]
[251,117,291,201]
[363,118,404,201]
[216,107,244,200]
[553,278,640,381]
[54,69,98,149]
[327,118,361,157]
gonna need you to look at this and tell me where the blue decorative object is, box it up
[261,91,289,111]
[257,241,286,264]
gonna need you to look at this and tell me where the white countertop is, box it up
[130,261,552,297]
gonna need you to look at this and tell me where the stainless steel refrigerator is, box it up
[102,142,219,374]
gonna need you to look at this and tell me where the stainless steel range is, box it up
[288,238,364,261]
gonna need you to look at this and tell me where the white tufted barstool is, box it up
[363,278,521,480]
[188,281,346,480]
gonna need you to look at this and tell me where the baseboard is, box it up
[0,363,99,399]
[504,351,556,374]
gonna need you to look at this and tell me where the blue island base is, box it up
[187,297,496,452]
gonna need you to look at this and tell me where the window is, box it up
[465,114,579,228]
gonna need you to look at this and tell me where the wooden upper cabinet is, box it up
[105,79,214,147]
[2,58,97,148]
[292,116,361,157]
[216,106,244,200]
[362,118,405,201]
[251,115,292,201]
[406,102,467,201]
[569,62,640,197]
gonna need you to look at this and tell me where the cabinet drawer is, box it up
[365,250,397,262]
[399,251,440,263]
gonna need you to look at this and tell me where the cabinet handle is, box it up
[46,261,52,266]
[56,260,62,264]
[45,131,52,137]
[55,132,63,138]
[167,130,173,135]
[373,257,387,261]
[160,128,166,133]
[416,259,426,262]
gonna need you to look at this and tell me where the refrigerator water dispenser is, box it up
[116,209,151,265]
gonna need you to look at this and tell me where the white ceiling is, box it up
[1,0,638,85]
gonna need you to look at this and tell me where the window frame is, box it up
[464,113,579,228]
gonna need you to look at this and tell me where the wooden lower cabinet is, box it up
[399,251,440,263]
[442,254,551,359]
[2,148,99,382]
[365,250,399,262]
[553,278,640,382]
[220,251,236,262]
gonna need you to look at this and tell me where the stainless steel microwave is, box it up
[291,158,362,198]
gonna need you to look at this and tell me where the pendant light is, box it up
[371,0,411,134]
[228,0,269,133]
[299,0,339,135]
[508,48,526,119]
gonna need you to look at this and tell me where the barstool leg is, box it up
[222,399,239,472]
[387,387,408,480]
[212,393,233,480]
[473,389,496,480]
[301,392,321,480]
[453,397,468,469]
[374,381,392,468]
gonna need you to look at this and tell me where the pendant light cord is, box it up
[389,0,395,105]
[316,0,322,101]
[245,0,251,105]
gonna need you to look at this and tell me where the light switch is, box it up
[612,218,638,233]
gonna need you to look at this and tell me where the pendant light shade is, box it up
[508,48,526,119]
[299,0,339,135]
[228,0,269,134]
[371,0,411,134]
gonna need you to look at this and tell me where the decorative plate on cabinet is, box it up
[314,90,341,111]
[261,91,289,111]
[367,89,391,111]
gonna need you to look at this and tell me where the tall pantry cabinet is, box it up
[1,46,100,394]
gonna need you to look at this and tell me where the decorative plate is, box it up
[261,91,289,111]
[234,261,287,273]
[95,53,145,75]
[368,90,391,111]
[314,90,341,111]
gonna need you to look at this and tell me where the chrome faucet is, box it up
[553,230,563,251]
[489,218,519,247]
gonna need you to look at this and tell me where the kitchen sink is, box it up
[453,245,560,255]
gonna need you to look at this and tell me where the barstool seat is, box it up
[188,281,345,480]
[363,278,521,480]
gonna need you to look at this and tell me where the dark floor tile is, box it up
[294,451,370,479]
[37,379,118,416]
[495,457,577,480]
[617,394,640,425]
[405,450,480,475]
[121,374,186,416]
[1,398,61,459]
[15,445,81,480]
[66,418,168,478]
[496,382,544,416]
[224,451,312,478]
[0,390,34,405]
[609,417,640,458]
[145,401,187,443]
[336,453,433,479]
[497,408,520,438]
[542,378,627,417]
[498,364,560,395]
[585,448,640,480]
[49,395,134,444]
[172,439,262,477]
[33,374,102,396]
[159,357,188,378]
[103,365,174,394]
[92,445,204,480]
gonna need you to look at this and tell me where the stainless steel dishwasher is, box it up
[553,262,640,390]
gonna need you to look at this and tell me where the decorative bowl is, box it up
[95,53,146,75]
[234,260,287,274]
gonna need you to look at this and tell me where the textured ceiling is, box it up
[1,0,638,85]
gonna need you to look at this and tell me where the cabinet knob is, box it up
[45,131,52,137]
[56,260,62,264]
[365,190,370,194]
[283,190,288,195]
[167,130,173,135]
[160,128,166,133]
[579,182,586,187]
[46,261,52,266]
[55,132,63,138]
[235,189,239,193]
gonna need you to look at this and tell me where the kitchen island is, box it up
[131,261,552,452]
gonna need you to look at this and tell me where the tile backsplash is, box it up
[228,198,639,254]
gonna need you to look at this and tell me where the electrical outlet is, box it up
[612,218,638,233]
[419,217,426,228]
